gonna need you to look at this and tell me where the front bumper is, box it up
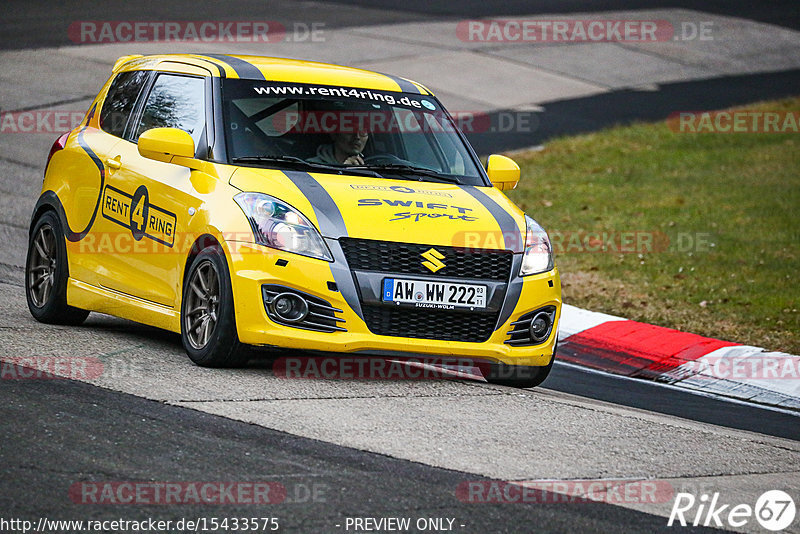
[225,241,561,367]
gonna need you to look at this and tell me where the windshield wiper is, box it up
[350,164,462,184]
[231,156,381,178]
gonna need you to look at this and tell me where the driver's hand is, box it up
[343,154,364,165]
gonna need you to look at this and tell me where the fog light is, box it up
[529,312,552,342]
[271,293,309,323]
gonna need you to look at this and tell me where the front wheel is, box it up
[181,247,248,367]
[25,211,89,325]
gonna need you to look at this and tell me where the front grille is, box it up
[362,305,497,343]
[340,238,513,281]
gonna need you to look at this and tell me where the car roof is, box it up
[114,54,433,95]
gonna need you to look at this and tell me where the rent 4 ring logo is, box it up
[102,185,177,247]
[668,490,796,531]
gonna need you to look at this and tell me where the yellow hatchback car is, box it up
[27,54,561,387]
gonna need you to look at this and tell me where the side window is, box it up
[134,74,206,147]
[99,70,148,138]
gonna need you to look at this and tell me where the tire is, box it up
[180,246,248,367]
[484,346,556,389]
[25,211,89,325]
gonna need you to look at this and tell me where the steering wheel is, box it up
[363,154,411,165]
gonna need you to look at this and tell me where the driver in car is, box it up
[306,99,372,165]
[308,129,368,165]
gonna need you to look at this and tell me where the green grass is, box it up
[506,97,800,353]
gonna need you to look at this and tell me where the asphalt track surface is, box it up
[1,2,799,533]
[2,375,725,534]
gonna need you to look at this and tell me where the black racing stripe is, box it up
[66,105,105,242]
[191,56,226,78]
[326,239,363,320]
[281,171,363,319]
[281,171,347,237]
[460,185,523,253]
[203,54,264,80]
[461,184,525,329]
[496,254,524,331]
[377,72,420,94]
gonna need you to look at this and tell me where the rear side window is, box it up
[99,70,148,138]
[134,74,206,146]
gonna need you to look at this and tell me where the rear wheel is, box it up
[25,211,89,325]
[181,247,248,367]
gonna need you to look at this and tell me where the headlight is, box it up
[234,192,333,261]
[520,214,554,276]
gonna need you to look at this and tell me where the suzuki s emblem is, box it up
[421,248,446,273]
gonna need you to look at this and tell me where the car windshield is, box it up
[220,79,486,185]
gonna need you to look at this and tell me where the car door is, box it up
[100,70,210,307]
[66,69,149,289]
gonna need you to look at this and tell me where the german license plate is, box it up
[382,278,487,310]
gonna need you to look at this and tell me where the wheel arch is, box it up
[30,191,67,237]
[29,193,72,279]
[182,233,226,287]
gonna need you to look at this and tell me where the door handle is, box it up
[105,156,122,170]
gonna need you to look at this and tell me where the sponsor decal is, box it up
[389,211,478,222]
[350,185,452,197]
[101,185,177,247]
[357,198,478,222]
[253,84,423,107]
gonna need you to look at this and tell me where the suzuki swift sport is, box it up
[26,54,561,387]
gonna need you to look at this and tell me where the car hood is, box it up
[230,167,526,251]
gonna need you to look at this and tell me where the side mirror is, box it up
[486,154,520,191]
[138,127,196,165]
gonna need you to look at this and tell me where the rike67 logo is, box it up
[668,490,796,531]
